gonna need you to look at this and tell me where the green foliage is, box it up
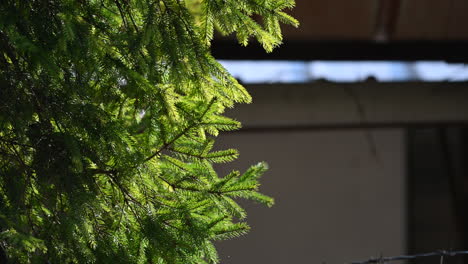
[0,0,297,263]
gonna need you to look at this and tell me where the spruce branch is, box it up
[0,136,33,148]
[143,97,216,163]
[0,0,295,261]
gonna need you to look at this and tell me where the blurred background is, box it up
[211,1,468,264]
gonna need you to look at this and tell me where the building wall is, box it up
[212,82,468,263]
[215,129,406,264]
[213,84,415,263]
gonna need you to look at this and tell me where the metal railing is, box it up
[350,250,468,264]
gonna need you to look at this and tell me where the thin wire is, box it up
[350,250,468,264]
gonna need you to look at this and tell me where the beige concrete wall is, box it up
[215,129,406,264]
[230,83,468,128]
[211,83,419,263]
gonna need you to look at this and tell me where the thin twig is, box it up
[343,87,381,164]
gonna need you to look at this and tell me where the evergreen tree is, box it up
[0,0,297,263]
